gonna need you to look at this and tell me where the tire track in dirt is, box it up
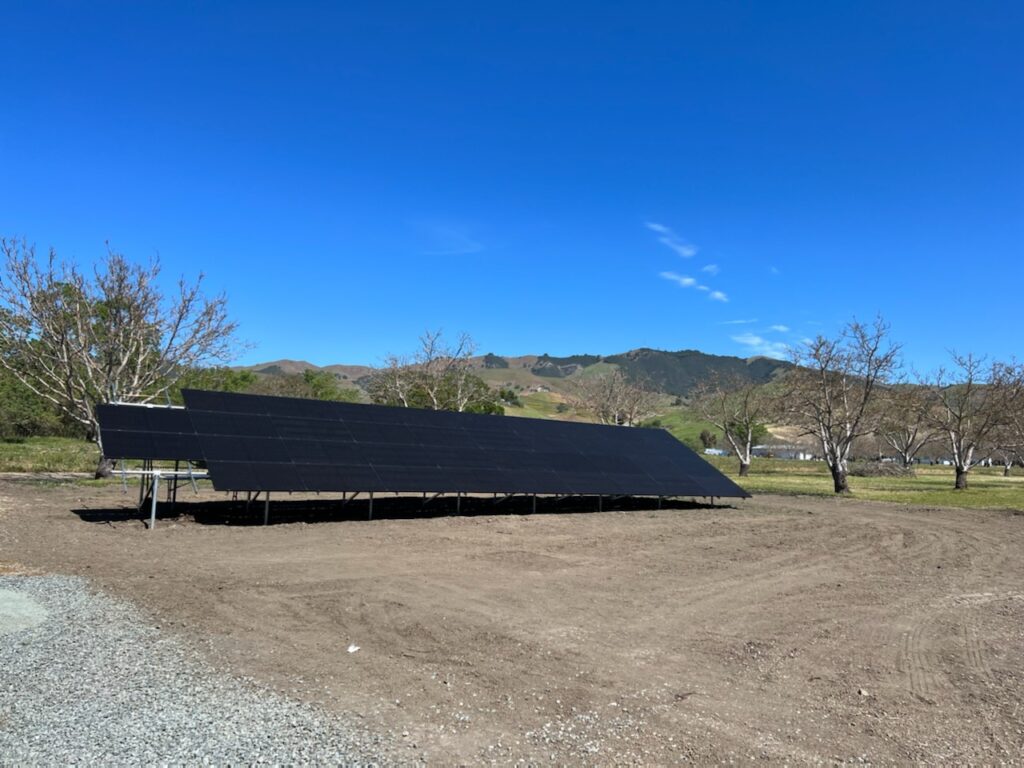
[961,621,994,684]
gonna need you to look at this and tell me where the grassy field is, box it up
[709,455,1024,510]
[505,391,575,420]
[0,437,100,473]
[644,408,716,449]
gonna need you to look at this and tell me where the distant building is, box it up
[752,444,815,461]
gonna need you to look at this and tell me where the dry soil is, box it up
[2,477,1023,764]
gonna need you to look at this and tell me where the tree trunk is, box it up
[1004,465,1012,478]
[739,461,750,477]
[829,464,850,494]
[954,467,969,490]
[95,456,115,479]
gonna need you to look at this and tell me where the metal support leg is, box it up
[171,460,180,509]
[598,495,603,512]
[150,472,160,530]
[657,495,662,510]
[368,491,374,520]
[456,492,461,514]
[263,493,270,526]
[137,461,147,507]
[532,495,537,514]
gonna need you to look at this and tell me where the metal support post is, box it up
[263,493,270,526]
[149,471,160,530]
[368,491,374,520]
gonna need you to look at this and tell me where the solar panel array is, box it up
[97,389,749,498]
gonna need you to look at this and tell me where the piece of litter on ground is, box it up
[347,644,360,653]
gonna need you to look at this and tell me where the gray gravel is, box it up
[0,575,392,765]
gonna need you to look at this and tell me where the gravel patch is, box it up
[0,575,393,765]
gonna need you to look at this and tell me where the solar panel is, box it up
[168,389,749,498]
[97,404,203,462]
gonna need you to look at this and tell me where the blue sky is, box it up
[2,2,1021,369]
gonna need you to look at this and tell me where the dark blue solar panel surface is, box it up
[96,393,748,498]
[174,390,748,498]
[97,404,202,462]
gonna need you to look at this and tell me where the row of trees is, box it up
[691,317,1024,492]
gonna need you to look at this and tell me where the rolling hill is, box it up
[241,347,789,399]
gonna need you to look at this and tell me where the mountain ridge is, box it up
[239,347,791,398]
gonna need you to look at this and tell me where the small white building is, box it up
[752,444,815,461]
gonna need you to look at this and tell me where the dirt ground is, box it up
[2,477,1023,764]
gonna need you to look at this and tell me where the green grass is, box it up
[507,391,576,420]
[0,436,100,473]
[645,408,717,450]
[706,455,1024,510]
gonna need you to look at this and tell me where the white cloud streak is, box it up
[650,223,730,303]
[645,221,697,258]
[769,324,790,333]
[732,332,789,359]
[659,271,696,287]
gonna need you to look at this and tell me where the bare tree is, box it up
[416,330,478,412]
[923,353,1016,490]
[691,375,770,476]
[367,330,500,413]
[570,370,659,426]
[0,239,239,473]
[780,317,900,494]
[989,362,1024,477]
[876,384,939,468]
[1002,362,1024,449]
[989,431,1020,477]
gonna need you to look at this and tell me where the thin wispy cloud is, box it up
[418,222,484,255]
[645,221,697,258]
[659,271,696,288]
[770,266,781,275]
[650,223,728,303]
[660,273,728,302]
[720,318,759,325]
[732,332,789,359]
[769,324,790,332]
